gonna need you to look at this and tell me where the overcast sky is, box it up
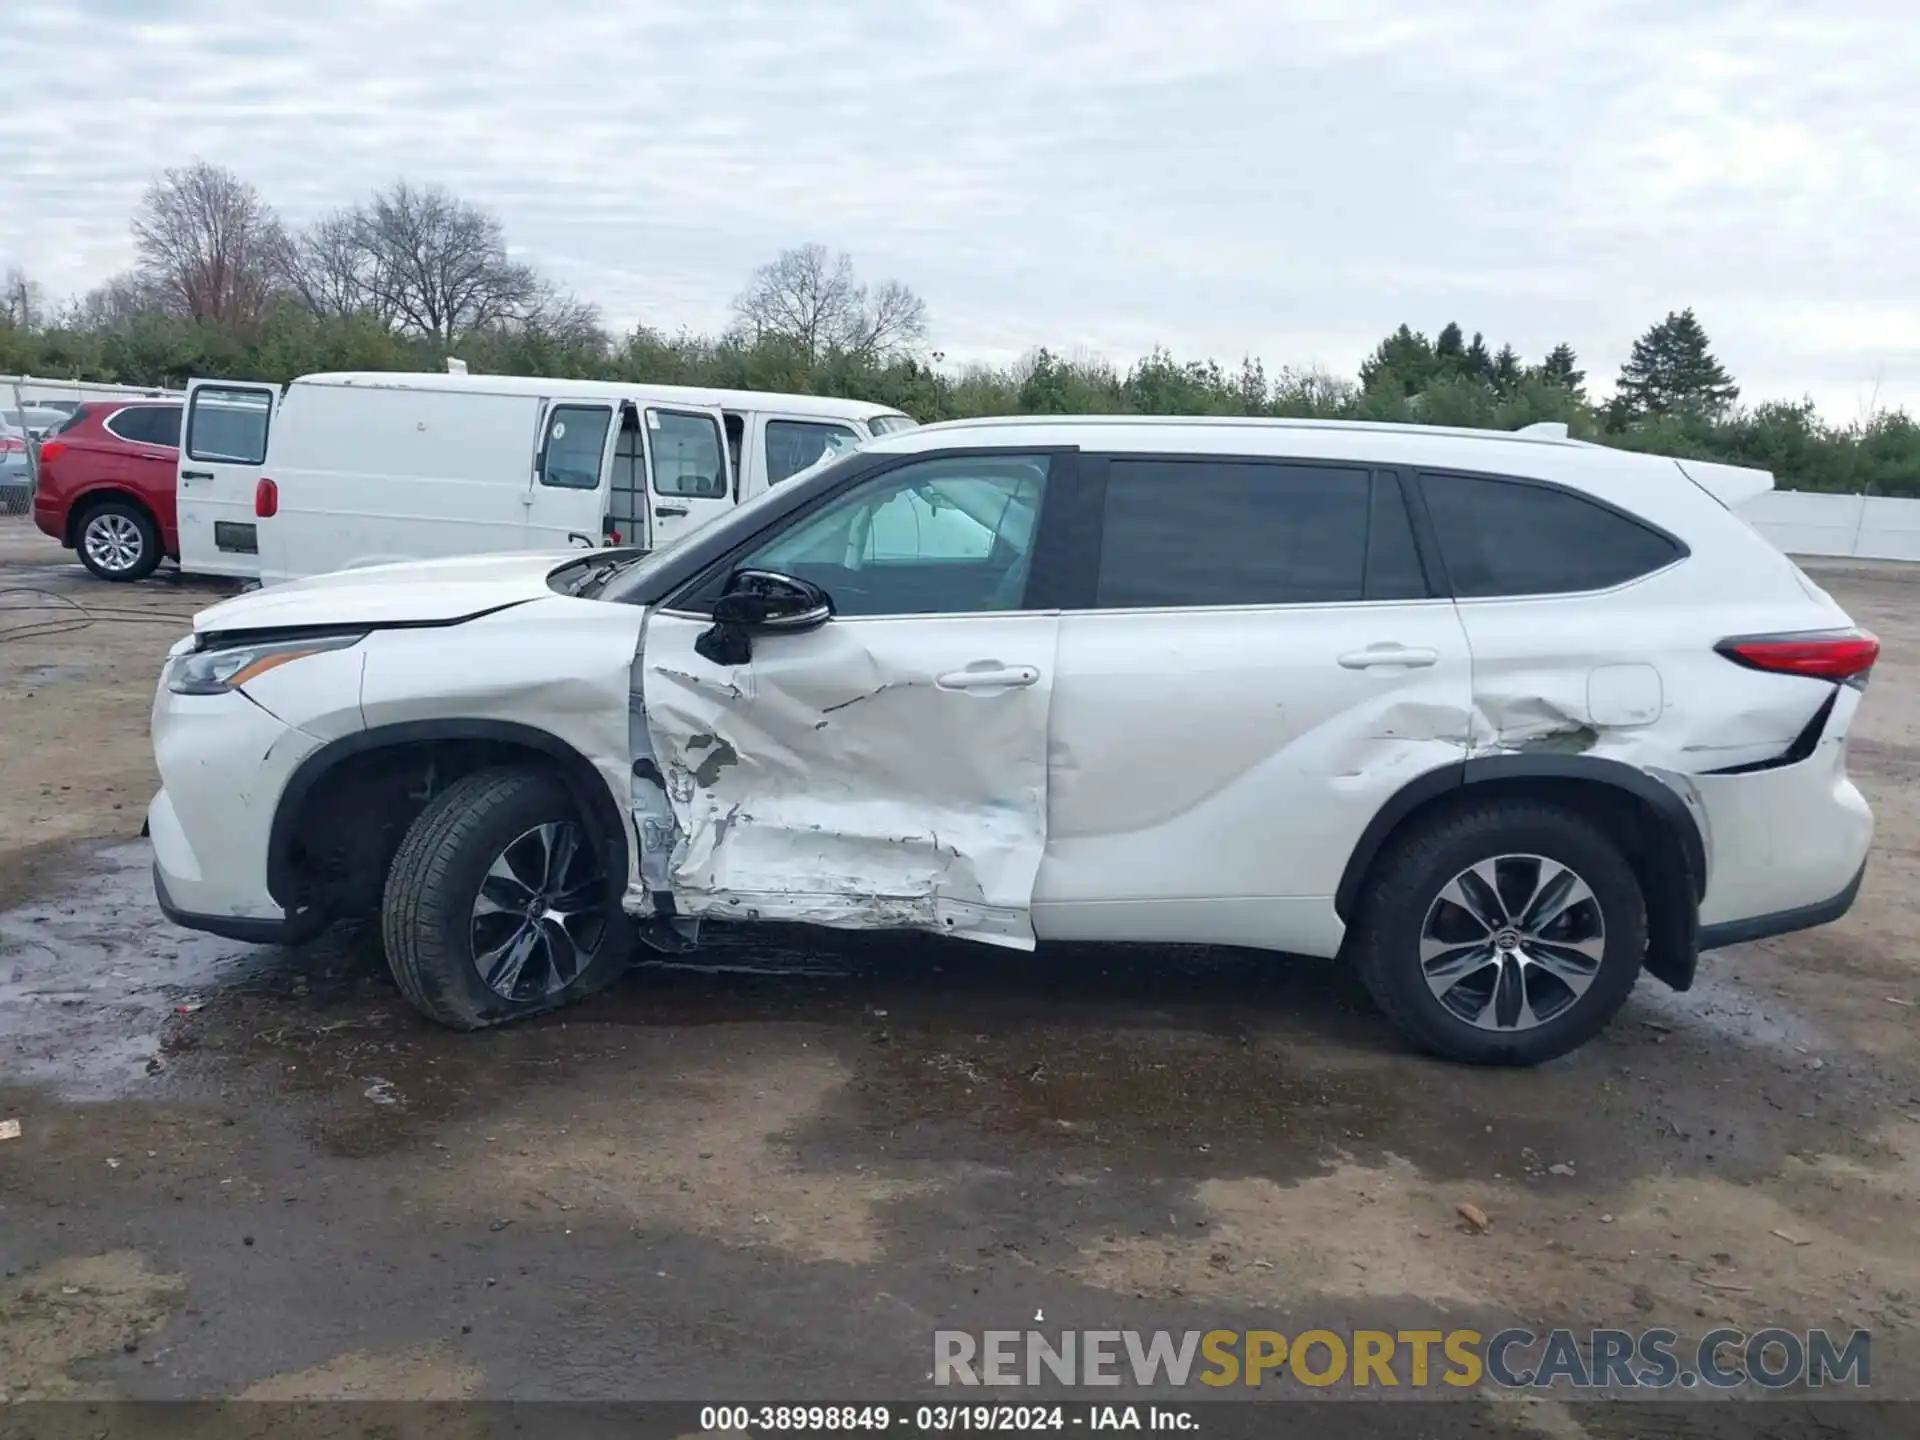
[2,0,1915,418]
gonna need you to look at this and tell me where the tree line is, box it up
[3,161,1914,497]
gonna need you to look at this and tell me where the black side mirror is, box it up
[696,569,834,666]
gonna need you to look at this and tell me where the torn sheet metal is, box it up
[637,609,1058,948]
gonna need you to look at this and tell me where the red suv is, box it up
[33,401,183,581]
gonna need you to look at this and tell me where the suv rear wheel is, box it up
[382,767,631,1029]
[1350,798,1647,1065]
[77,499,161,582]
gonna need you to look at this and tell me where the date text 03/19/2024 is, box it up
[695,1406,1196,1432]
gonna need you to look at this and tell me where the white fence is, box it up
[1738,491,1920,562]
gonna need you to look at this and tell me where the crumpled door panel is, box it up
[637,609,1058,947]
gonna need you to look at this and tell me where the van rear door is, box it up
[177,379,276,577]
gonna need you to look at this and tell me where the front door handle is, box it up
[655,504,689,518]
[936,664,1041,692]
[180,469,214,481]
[1338,645,1440,670]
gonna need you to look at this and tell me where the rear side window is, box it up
[1094,459,1428,608]
[765,419,857,484]
[53,408,92,437]
[649,410,728,498]
[1422,473,1683,597]
[106,406,182,447]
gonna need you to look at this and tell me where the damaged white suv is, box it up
[149,416,1876,1064]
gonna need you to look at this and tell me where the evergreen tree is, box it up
[1536,342,1586,396]
[1613,309,1739,420]
[1463,331,1493,379]
[1491,343,1523,396]
[1435,322,1465,364]
[1359,324,1435,396]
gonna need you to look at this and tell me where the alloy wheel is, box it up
[83,512,144,573]
[468,820,606,1002]
[1418,854,1606,1031]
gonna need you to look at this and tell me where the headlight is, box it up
[167,631,366,695]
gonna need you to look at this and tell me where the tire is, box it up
[1350,798,1647,1066]
[382,767,632,1030]
[75,499,162,582]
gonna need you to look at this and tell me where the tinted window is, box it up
[1097,459,1426,608]
[744,454,1051,616]
[1366,472,1427,600]
[540,405,611,490]
[186,386,272,465]
[649,410,727,498]
[765,419,858,484]
[107,406,181,447]
[1422,473,1682,597]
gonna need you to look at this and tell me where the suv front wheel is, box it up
[382,767,632,1029]
[1350,798,1647,1065]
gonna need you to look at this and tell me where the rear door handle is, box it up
[180,469,214,481]
[1338,645,1440,669]
[935,664,1041,692]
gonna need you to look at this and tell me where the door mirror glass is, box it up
[697,569,834,665]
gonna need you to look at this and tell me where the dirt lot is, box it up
[1,516,1917,1433]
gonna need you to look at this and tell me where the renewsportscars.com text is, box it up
[933,1328,1871,1391]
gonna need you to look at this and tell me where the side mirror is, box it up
[696,569,833,666]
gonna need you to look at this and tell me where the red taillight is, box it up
[255,478,278,518]
[1717,629,1880,682]
[35,439,65,464]
[0,434,23,454]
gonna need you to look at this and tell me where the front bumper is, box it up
[153,863,328,945]
[148,685,328,936]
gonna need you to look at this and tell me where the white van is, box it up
[173,371,915,583]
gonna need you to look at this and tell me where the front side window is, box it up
[540,405,612,490]
[1422,472,1683,597]
[185,386,271,465]
[742,454,1051,617]
[1096,458,1424,608]
[765,419,858,485]
[649,410,727,498]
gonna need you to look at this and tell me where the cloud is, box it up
[0,0,1914,418]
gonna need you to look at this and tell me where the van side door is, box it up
[644,405,731,548]
[176,379,277,577]
[525,399,618,551]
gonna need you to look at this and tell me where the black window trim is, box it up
[655,444,1084,619]
[185,384,274,466]
[1406,465,1691,601]
[1067,450,1442,613]
[102,403,182,449]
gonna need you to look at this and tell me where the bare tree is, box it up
[358,181,537,346]
[3,267,47,330]
[731,244,928,363]
[276,209,394,324]
[66,271,164,330]
[132,161,285,330]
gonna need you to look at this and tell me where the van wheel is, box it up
[1350,799,1646,1066]
[77,500,161,582]
[382,768,631,1030]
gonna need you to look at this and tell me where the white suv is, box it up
[148,417,1876,1064]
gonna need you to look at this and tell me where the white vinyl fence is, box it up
[1738,491,1920,562]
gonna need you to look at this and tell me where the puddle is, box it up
[1635,960,1833,1054]
[0,841,277,1098]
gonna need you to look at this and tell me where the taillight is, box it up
[0,434,23,454]
[36,439,65,464]
[1716,629,1880,682]
[255,478,279,517]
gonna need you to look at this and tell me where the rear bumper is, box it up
[1698,860,1865,951]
